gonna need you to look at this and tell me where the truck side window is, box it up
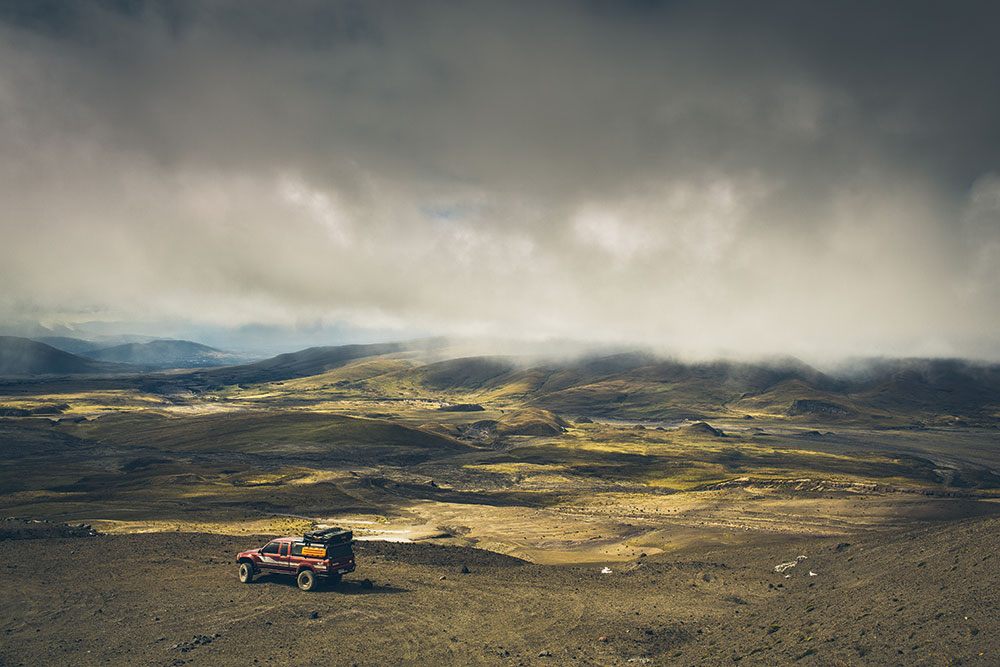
[261,541,280,555]
[291,543,304,556]
[279,542,289,557]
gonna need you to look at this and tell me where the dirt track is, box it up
[2,515,999,666]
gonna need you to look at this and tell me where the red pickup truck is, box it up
[236,527,356,591]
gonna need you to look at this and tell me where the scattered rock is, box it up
[774,557,804,574]
[789,399,851,417]
[538,649,552,657]
[170,634,215,652]
[460,565,470,574]
[598,636,609,643]
[0,517,100,540]
[360,579,374,589]
[460,420,499,442]
[438,403,486,412]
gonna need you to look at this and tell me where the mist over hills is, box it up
[3,334,999,426]
[385,353,1000,425]
[173,341,1000,426]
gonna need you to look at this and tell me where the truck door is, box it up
[258,541,283,572]
[289,541,308,569]
[277,541,291,571]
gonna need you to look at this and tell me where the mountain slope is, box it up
[87,340,247,369]
[0,336,134,376]
[372,354,843,420]
[846,358,1000,422]
[349,351,1000,424]
[32,336,105,357]
[189,341,411,386]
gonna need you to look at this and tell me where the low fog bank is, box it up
[6,320,1000,375]
[431,337,1000,380]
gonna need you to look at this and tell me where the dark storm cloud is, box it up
[1,0,999,360]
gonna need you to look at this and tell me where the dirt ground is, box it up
[2,515,998,666]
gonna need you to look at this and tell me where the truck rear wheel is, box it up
[238,562,255,583]
[297,569,316,591]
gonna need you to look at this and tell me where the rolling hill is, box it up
[186,341,413,387]
[0,336,135,376]
[354,353,844,420]
[8,333,999,426]
[310,349,1000,425]
[76,410,470,464]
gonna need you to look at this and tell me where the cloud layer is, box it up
[2,1,1000,360]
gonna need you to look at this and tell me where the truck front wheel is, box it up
[297,569,316,591]
[238,562,255,583]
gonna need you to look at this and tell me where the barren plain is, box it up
[2,341,999,665]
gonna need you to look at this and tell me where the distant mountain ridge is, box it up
[0,337,135,376]
[189,341,410,386]
[32,336,106,357]
[86,340,249,369]
[4,334,1000,425]
[33,336,254,370]
[279,348,1000,425]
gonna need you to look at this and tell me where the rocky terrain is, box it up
[1,515,998,666]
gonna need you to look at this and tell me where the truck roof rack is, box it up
[303,527,353,544]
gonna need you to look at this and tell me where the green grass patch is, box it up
[73,410,466,456]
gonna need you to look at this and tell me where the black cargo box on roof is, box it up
[303,527,353,545]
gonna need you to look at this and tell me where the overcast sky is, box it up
[2,0,999,360]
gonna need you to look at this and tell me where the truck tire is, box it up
[238,561,255,583]
[297,569,316,591]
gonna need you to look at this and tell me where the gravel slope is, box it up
[2,516,998,666]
